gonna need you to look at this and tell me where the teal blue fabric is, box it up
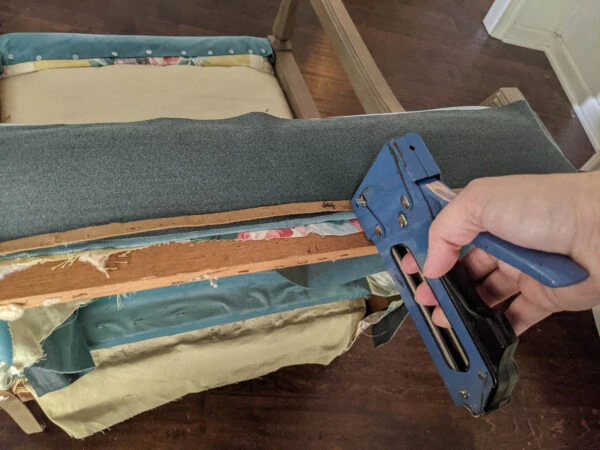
[24,314,95,396]
[0,33,273,72]
[0,321,11,365]
[26,270,371,396]
[79,270,370,349]
[278,255,386,288]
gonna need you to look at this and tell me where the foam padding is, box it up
[0,102,574,243]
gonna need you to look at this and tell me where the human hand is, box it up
[400,172,600,335]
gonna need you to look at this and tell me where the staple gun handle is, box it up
[424,181,589,288]
[472,233,588,287]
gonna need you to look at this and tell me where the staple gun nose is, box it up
[352,133,588,415]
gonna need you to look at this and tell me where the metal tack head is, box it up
[400,195,410,209]
[356,194,368,207]
[398,214,408,228]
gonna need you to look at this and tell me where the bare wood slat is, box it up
[0,233,376,309]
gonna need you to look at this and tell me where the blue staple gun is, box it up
[352,133,588,416]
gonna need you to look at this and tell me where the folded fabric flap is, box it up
[372,304,410,347]
[24,315,95,396]
[278,255,386,288]
[23,367,94,398]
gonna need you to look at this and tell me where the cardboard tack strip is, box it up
[0,233,377,309]
[0,200,352,256]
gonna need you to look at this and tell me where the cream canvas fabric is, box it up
[33,299,365,438]
[0,65,293,124]
[9,300,90,371]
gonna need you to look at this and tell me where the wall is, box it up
[515,0,574,31]
[484,0,600,170]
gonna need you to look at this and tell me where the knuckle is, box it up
[465,177,487,191]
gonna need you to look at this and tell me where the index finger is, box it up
[400,253,420,274]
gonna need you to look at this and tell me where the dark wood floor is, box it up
[0,1,598,449]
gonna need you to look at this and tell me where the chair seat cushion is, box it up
[0,32,291,123]
[0,64,292,123]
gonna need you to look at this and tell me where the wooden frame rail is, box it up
[270,0,320,118]
[271,0,405,117]
[309,0,405,113]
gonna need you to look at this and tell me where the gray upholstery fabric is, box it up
[0,102,574,242]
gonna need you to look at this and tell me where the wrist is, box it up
[573,172,600,271]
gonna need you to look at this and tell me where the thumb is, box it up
[422,186,485,278]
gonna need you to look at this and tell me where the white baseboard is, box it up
[501,24,554,52]
[581,151,600,171]
[484,1,600,169]
[483,0,519,36]
[546,37,600,157]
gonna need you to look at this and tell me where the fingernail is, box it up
[414,282,426,304]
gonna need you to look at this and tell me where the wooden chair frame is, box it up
[0,0,525,434]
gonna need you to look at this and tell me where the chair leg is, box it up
[0,390,44,434]
[270,0,320,119]
[272,0,299,44]
[481,87,526,107]
[309,0,405,114]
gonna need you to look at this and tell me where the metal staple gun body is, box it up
[352,133,588,416]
